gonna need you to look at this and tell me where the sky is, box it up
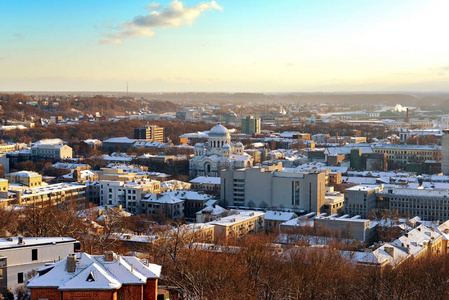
[1,0,449,93]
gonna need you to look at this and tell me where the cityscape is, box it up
[2,1,449,300]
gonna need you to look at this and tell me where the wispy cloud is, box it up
[14,33,24,38]
[101,0,222,44]
[99,38,123,45]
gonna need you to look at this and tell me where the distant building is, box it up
[134,125,164,142]
[442,130,449,175]
[241,116,261,135]
[31,144,73,161]
[0,236,79,291]
[28,251,162,300]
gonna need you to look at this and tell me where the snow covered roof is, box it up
[190,176,221,185]
[27,252,161,290]
[103,137,136,144]
[264,211,297,222]
[0,237,76,250]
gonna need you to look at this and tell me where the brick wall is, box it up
[31,288,60,300]
[117,284,143,300]
[143,279,158,300]
[61,290,117,300]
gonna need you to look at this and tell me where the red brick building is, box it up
[28,251,161,300]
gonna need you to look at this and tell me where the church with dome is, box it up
[189,124,253,178]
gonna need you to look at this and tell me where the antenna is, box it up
[126,81,129,98]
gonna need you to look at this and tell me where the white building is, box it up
[189,124,253,178]
[0,236,79,290]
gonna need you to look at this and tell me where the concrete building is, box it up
[241,115,261,135]
[221,163,326,213]
[208,210,265,240]
[134,125,165,142]
[314,215,376,243]
[189,176,221,195]
[378,187,449,221]
[0,256,6,296]
[189,124,253,178]
[28,251,161,300]
[0,237,79,291]
[344,185,383,218]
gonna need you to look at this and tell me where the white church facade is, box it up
[189,124,253,178]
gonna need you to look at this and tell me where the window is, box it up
[18,272,24,284]
[0,269,3,279]
[32,249,38,261]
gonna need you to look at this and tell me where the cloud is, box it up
[101,0,221,44]
[145,2,160,10]
[99,38,123,45]
[14,33,24,38]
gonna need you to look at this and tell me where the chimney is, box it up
[67,254,77,273]
[384,246,394,257]
[406,108,409,123]
[104,251,114,262]
[18,236,24,245]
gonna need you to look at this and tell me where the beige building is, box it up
[0,183,86,208]
[31,144,73,161]
[6,171,42,187]
[98,167,147,181]
[209,210,265,240]
[221,163,326,213]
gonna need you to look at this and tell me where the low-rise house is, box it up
[28,251,162,300]
[141,193,184,220]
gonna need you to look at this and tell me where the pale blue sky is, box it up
[1,0,449,92]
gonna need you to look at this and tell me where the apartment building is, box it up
[140,193,184,220]
[0,237,79,291]
[221,164,326,213]
[99,179,161,214]
[314,215,376,243]
[0,183,86,208]
[344,185,383,218]
[134,125,165,142]
[209,210,265,240]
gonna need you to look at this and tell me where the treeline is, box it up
[0,93,179,121]
[0,120,213,145]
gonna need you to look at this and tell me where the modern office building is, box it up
[134,125,165,142]
[241,115,261,135]
[221,163,326,213]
